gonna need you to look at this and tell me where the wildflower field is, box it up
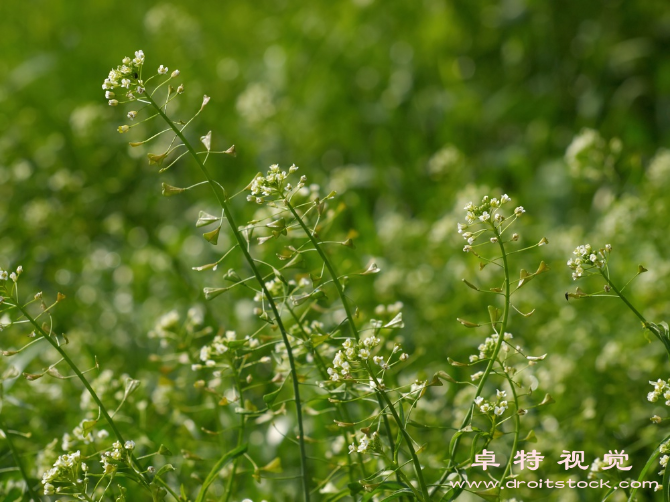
[3,1,670,501]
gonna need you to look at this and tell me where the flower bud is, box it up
[171,69,180,78]
[108,99,119,106]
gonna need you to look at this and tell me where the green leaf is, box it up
[158,444,172,456]
[263,378,287,408]
[457,318,480,328]
[196,211,219,228]
[155,464,176,478]
[161,183,185,197]
[488,305,501,325]
[194,444,248,502]
[203,226,220,245]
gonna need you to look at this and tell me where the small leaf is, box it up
[196,211,219,228]
[203,227,220,245]
[260,457,282,473]
[447,357,469,367]
[361,262,380,275]
[23,372,44,381]
[457,318,480,328]
[158,444,173,456]
[155,464,176,477]
[266,218,286,230]
[638,265,648,274]
[200,131,212,151]
[535,261,550,274]
[224,269,241,282]
[522,429,537,443]
[148,152,167,165]
[487,305,501,325]
[203,287,230,300]
[539,393,555,406]
[462,278,479,291]
[161,183,185,197]
[257,235,275,245]
[427,373,444,387]
[383,313,404,329]
[263,378,286,407]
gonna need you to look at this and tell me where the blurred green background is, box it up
[2,0,670,500]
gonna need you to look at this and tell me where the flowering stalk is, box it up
[0,415,40,501]
[16,304,150,489]
[141,93,311,502]
[285,199,430,500]
[433,223,512,498]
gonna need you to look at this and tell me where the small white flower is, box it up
[512,233,519,241]
[171,69,180,78]
[463,245,472,253]
[652,415,663,424]
[108,99,119,106]
[373,356,384,366]
[124,440,135,450]
[501,194,511,203]
[158,65,168,75]
[490,237,498,243]
[494,406,505,416]
[358,348,370,360]
[474,396,484,405]
[496,389,506,398]
[479,211,490,222]
[105,91,115,99]
[399,353,409,361]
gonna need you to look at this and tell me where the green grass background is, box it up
[2,0,670,500]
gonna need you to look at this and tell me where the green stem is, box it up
[286,200,428,499]
[367,365,430,501]
[0,416,40,501]
[222,356,245,502]
[285,201,359,342]
[16,305,149,488]
[145,94,310,502]
[600,271,660,335]
[432,224,511,499]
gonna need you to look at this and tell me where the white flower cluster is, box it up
[469,332,513,362]
[659,441,670,476]
[348,431,381,454]
[648,379,670,405]
[41,450,85,496]
[327,336,407,382]
[474,389,509,417]
[254,278,283,302]
[247,164,302,203]
[100,440,135,475]
[567,243,611,280]
[458,194,524,252]
[195,331,236,368]
[102,51,179,108]
[0,265,22,283]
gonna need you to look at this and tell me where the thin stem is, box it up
[432,223,511,499]
[222,356,246,502]
[16,304,149,488]
[145,94,310,502]
[368,366,430,501]
[0,416,40,501]
[286,200,427,500]
[285,200,359,342]
[599,270,667,351]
